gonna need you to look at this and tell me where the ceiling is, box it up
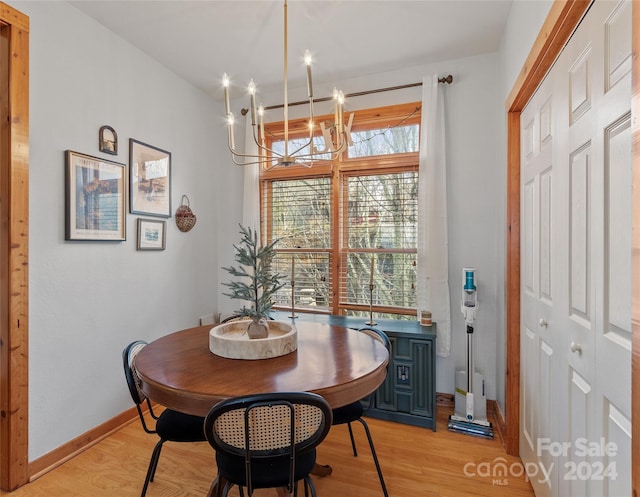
[70,0,513,101]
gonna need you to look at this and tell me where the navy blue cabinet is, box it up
[367,324,436,430]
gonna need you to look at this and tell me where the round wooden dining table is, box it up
[135,319,389,416]
[135,319,389,496]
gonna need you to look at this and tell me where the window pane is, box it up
[342,171,418,315]
[348,124,419,158]
[347,173,418,249]
[271,136,332,162]
[266,177,332,313]
[342,252,417,310]
[269,178,331,249]
[272,251,331,312]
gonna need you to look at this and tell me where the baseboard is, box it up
[436,392,454,408]
[28,406,139,482]
[488,399,507,449]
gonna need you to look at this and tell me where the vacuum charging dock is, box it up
[449,370,493,438]
[454,370,487,421]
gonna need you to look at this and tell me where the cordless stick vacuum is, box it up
[447,268,494,439]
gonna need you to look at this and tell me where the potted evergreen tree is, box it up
[221,224,284,338]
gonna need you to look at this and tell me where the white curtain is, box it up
[417,75,451,357]
[242,116,261,235]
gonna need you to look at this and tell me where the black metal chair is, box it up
[204,391,332,497]
[123,340,207,497]
[331,326,390,497]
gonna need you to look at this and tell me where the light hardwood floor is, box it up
[2,408,534,497]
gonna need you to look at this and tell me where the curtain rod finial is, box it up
[438,75,453,85]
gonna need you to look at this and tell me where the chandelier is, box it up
[222,0,349,170]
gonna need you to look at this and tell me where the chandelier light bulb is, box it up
[248,79,257,125]
[304,50,313,98]
[337,91,344,133]
[332,87,339,129]
[222,73,231,116]
[227,112,235,150]
[258,105,266,145]
[308,119,314,141]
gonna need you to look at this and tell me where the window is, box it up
[266,177,333,312]
[262,102,420,319]
[341,172,418,318]
[348,124,419,157]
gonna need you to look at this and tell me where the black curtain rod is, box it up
[240,74,453,115]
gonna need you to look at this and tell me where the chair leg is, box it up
[149,439,165,482]
[347,422,358,457]
[141,439,165,497]
[222,480,234,497]
[356,418,389,497]
[205,476,219,497]
[304,476,317,497]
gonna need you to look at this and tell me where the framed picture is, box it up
[65,150,126,241]
[129,139,171,218]
[99,125,118,155]
[137,218,166,250]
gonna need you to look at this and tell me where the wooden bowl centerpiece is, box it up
[209,320,297,360]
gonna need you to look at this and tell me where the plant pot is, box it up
[247,318,269,339]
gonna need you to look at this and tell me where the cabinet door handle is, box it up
[570,341,582,354]
[539,318,548,327]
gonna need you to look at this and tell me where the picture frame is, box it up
[99,125,118,155]
[65,150,126,241]
[129,139,171,218]
[137,218,166,250]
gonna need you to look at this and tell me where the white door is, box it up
[520,2,632,496]
[588,2,633,495]
[520,68,561,497]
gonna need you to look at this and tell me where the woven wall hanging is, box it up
[175,195,197,232]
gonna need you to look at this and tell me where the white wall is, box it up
[12,0,224,460]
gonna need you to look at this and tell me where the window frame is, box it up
[261,102,421,317]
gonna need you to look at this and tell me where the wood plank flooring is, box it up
[2,408,534,497]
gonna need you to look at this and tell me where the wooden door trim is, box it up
[0,1,29,491]
[505,0,591,456]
